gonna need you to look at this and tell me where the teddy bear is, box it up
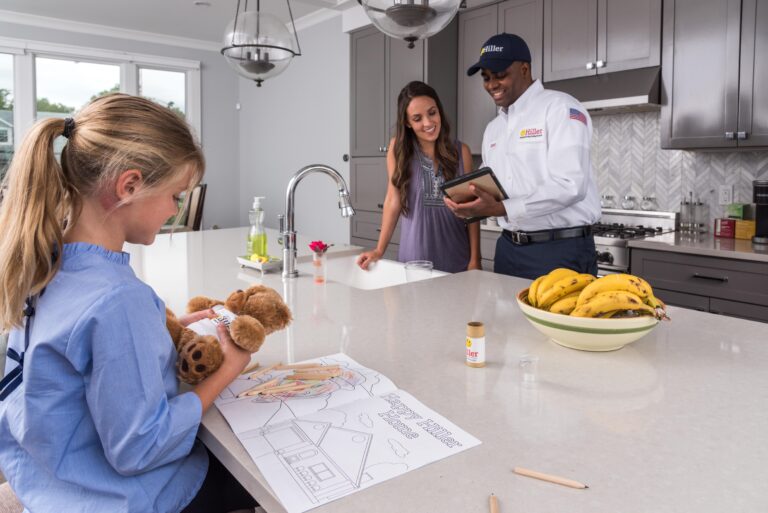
[165,285,292,384]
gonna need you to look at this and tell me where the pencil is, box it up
[489,493,499,513]
[513,467,588,489]
[237,377,281,398]
[248,363,280,380]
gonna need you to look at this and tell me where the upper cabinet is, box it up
[350,23,458,158]
[543,0,661,82]
[457,0,543,154]
[661,0,768,149]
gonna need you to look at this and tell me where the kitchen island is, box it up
[129,227,768,513]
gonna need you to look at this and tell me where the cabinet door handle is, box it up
[376,228,382,232]
[725,132,735,140]
[737,131,748,140]
[378,146,383,152]
[692,272,728,282]
[377,203,384,209]
[586,62,595,70]
[382,145,388,152]
[596,60,606,68]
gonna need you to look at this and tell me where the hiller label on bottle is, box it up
[466,336,485,364]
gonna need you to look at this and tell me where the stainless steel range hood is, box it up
[544,66,661,114]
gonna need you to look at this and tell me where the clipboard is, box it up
[440,167,508,223]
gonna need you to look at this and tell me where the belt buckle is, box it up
[511,231,529,245]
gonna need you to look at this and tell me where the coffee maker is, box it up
[754,180,768,245]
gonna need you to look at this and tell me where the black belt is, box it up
[502,225,593,245]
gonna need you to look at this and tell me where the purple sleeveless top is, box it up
[397,142,470,273]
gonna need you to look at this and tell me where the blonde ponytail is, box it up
[0,94,204,330]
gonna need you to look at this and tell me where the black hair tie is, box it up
[62,117,76,139]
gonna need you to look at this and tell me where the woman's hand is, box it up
[357,249,383,270]
[467,260,483,271]
[177,309,214,327]
[217,323,251,375]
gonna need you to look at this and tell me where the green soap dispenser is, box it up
[247,196,267,258]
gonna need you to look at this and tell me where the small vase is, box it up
[312,252,326,284]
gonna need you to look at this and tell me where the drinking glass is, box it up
[621,195,636,210]
[404,260,433,282]
[600,195,615,209]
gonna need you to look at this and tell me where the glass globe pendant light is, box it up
[357,0,462,48]
[221,0,302,86]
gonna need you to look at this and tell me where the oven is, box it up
[593,209,678,276]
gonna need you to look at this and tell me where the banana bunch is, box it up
[527,269,668,320]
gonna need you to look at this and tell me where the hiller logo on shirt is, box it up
[519,128,544,139]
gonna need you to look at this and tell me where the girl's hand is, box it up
[357,249,383,270]
[216,323,250,375]
[178,308,214,327]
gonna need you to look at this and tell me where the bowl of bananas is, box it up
[516,269,669,351]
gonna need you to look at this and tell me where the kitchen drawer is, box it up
[351,237,399,260]
[480,229,500,260]
[350,210,401,243]
[653,288,709,312]
[631,249,768,307]
[709,298,768,323]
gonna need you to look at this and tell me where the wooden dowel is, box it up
[512,467,588,489]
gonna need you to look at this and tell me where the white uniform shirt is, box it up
[481,80,601,232]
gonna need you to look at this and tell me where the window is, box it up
[0,37,201,165]
[0,53,13,181]
[139,68,186,117]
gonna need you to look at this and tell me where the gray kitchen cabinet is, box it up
[350,158,388,213]
[350,28,387,157]
[543,0,661,82]
[631,248,768,323]
[738,0,768,147]
[480,228,501,270]
[661,0,768,149]
[458,0,543,155]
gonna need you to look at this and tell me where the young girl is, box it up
[356,81,480,273]
[0,94,255,513]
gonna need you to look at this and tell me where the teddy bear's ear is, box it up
[187,296,223,314]
[225,289,246,313]
[242,289,293,335]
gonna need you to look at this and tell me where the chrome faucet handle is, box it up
[277,213,285,245]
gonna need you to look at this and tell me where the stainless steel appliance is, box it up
[594,209,678,275]
[754,180,768,245]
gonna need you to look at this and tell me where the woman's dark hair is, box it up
[392,81,458,216]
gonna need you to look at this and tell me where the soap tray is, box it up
[237,256,283,273]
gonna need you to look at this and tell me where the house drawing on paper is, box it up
[262,419,373,504]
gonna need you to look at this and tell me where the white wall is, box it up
[238,15,351,245]
[0,20,241,230]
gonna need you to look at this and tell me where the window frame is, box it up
[0,37,202,153]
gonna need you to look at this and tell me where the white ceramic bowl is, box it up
[516,288,659,351]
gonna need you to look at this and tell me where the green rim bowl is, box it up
[516,288,659,352]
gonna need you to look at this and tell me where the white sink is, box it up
[296,253,447,290]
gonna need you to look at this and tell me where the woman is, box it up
[357,81,480,273]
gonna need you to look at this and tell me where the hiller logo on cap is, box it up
[480,44,504,56]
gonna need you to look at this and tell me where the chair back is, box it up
[185,183,206,231]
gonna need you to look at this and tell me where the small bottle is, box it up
[247,196,267,258]
[466,322,485,368]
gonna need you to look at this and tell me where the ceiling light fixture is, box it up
[221,0,302,87]
[356,0,462,48]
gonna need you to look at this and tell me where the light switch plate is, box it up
[718,185,733,205]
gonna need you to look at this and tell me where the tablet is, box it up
[440,167,508,223]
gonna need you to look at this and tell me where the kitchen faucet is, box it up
[280,164,355,278]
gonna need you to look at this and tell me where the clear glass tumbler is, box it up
[621,195,636,210]
[404,260,433,282]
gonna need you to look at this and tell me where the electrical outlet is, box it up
[718,185,733,205]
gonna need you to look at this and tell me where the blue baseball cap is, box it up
[466,33,531,76]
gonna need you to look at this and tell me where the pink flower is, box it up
[309,240,332,255]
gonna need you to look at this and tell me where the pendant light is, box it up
[357,0,462,48]
[221,0,302,86]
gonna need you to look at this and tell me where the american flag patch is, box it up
[569,108,587,125]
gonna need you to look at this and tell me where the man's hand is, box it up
[444,183,506,220]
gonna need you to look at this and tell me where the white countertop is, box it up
[128,227,768,513]
[628,232,768,263]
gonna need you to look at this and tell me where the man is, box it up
[445,33,601,279]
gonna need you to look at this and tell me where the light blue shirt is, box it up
[0,243,207,513]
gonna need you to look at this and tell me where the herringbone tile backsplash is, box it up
[592,111,768,223]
